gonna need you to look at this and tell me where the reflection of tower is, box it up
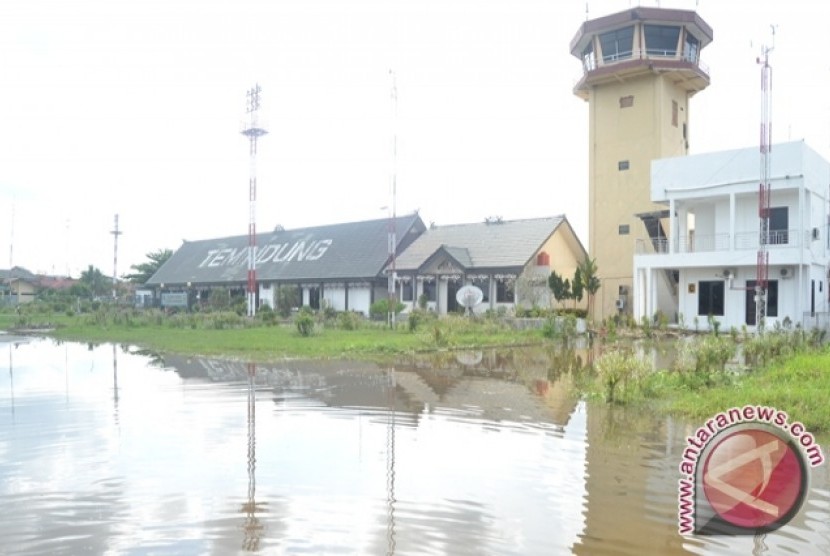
[112,344,120,421]
[242,362,263,550]
[385,368,397,556]
[7,344,14,419]
[570,7,713,320]
[240,85,268,318]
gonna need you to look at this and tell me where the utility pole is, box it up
[241,84,268,318]
[111,214,122,301]
[387,70,398,329]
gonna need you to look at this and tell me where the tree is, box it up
[577,256,600,318]
[76,265,109,299]
[125,248,173,284]
[548,270,571,310]
[572,266,585,309]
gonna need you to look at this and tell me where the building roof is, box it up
[146,213,426,286]
[0,267,38,284]
[650,140,830,202]
[394,216,569,273]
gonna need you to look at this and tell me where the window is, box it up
[599,26,634,62]
[582,42,596,71]
[536,252,550,266]
[619,224,630,235]
[401,280,413,302]
[698,280,724,316]
[644,24,680,56]
[619,95,634,108]
[672,100,678,127]
[496,280,514,303]
[683,33,700,63]
[472,277,490,302]
[421,280,436,302]
[746,280,778,324]
[768,207,788,244]
[618,160,630,171]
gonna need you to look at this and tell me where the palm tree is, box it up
[125,248,173,284]
[578,257,600,319]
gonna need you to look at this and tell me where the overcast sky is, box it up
[1,0,829,278]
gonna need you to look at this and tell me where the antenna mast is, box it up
[110,214,122,301]
[241,84,268,318]
[756,28,774,328]
[388,70,398,329]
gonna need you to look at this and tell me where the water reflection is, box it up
[0,338,827,555]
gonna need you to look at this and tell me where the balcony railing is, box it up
[636,229,803,255]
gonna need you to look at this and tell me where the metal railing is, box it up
[588,48,708,73]
[636,229,803,255]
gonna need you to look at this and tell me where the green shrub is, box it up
[295,309,315,336]
[256,304,278,325]
[369,298,405,320]
[337,311,362,331]
[595,349,648,403]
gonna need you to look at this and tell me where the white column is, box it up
[729,192,736,251]
[669,199,676,254]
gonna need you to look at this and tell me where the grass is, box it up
[657,351,830,432]
[1,307,544,360]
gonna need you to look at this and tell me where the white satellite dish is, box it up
[456,285,484,313]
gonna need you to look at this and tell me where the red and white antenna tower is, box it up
[241,84,268,318]
[756,28,774,328]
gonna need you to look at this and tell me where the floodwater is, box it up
[0,336,828,555]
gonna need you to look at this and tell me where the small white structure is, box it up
[634,141,830,331]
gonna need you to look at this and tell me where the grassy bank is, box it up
[661,351,830,432]
[1,306,544,360]
[591,329,830,433]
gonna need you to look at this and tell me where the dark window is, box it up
[472,277,490,303]
[746,280,779,324]
[619,224,630,235]
[401,281,413,302]
[672,100,678,127]
[599,26,634,63]
[618,160,629,171]
[619,95,634,108]
[421,280,436,302]
[698,281,724,316]
[683,33,700,63]
[769,207,789,244]
[644,24,680,56]
[496,280,514,303]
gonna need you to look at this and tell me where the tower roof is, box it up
[570,7,712,56]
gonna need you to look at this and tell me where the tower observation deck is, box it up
[571,7,713,100]
[569,7,713,320]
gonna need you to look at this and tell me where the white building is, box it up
[633,141,830,331]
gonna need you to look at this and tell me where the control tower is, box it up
[570,7,713,320]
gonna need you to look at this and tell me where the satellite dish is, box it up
[456,285,484,313]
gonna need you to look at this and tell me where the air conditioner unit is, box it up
[722,269,734,279]
[780,267,793,278]
[615,298,625,310]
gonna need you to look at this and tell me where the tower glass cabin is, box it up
[570,7,712,320]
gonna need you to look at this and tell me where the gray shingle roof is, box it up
[146,213,425,286]
[394,216,567,272]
